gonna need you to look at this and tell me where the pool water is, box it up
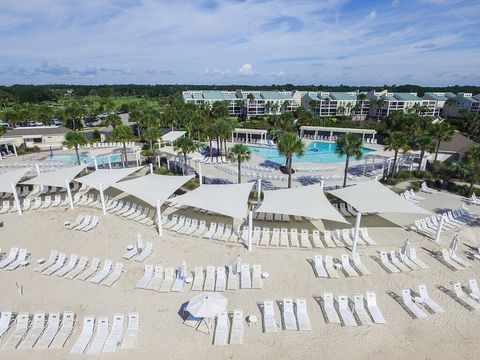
[248,141,374,164]
[50,153,122,165]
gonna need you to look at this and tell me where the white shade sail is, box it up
[111,173,193,207]
[161,131,186,143]
[21,164,87,188]
[168,182,254,219]
[328,180,430,214]
[0,168,29,193]
[256,184,348,223]
[75,166,145,191]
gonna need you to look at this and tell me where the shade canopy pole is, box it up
[11,183,22,215]
[99,182,106,215]
[434,215,444,243]
[108,155,112,170]
[94,157,98,170]
[257,179,261,202]
[320,180,324,191]
[35,164,41,175]
[352,212,362,254]
[65,178,74,209]
[248,210,253,252]
[156,199,163,236]
[198,161,203,185]
[149,163,154,174]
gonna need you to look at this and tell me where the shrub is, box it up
[154,167,171,175]
[141,149,154,157]
[16,146,41,155]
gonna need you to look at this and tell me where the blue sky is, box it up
[0,0,479,86]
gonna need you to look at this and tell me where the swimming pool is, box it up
[50,153,122,165]
[248,142,374,164]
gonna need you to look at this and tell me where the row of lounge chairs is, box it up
[66,215,99,231]
[0,247,30,270]
[377,248,429,273]
[213,311,244,345]
[312,253,371,279]
[414,208,476,238]
[438,248,471,271]
[34,250,125,286]
[123,235,153,262]
[260,299,311,333]
[136,264,188,292]
[83,141,136,149]
[0,311,75,350]
[450,280,480,311]
[0,195,68,213]
[467,192,480,205]
[70,313,139,354]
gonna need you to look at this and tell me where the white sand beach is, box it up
[0,189,480,360]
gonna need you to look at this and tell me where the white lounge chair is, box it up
[352,253,371,275]
[322,230,336,248]
[441,249,464,270]
[43,253,66,275]
[418,284,444,313]
[214,312,229,346]
[64,256,88,279]
[226,265,238,290]
[49,312,76,348]
[389,251,410,272]
[270,228,280,247]
[136,265,154,289]
[35,312,60,349]
[102,262,124,286]
[215,267,227,292]
[102,313,124,353]
[82,216,99,231]
[19,311,45,349]
[379,251,400,273]
[159,267,174,293]
[229,310,244,344]
[55,254,78,277]
[70,316,95,354]
[203,222,217,239]
[34,250,58,272]
[6,248,28,270]
[322,292,340,324]
[66,215,84,230]
[295,299,311,330]
[421,181,434,193]
[324,256,339,279]
[401,288,428,318]
[353,294,373,326]
[313,254,327,278]
[77,258,100,281]
[135,241,153,262]
[90,260,113,284]
[203,266,216,291]
[120,313,139,349]
[341,254,359,277]
[262,301,278,333]
[2,312,30,350]
[146,265,163,291]
[191,267,205,291]
[366,292,386,324]
[74,215,92,231]
[338,295,357,327]
[281,298,298,330]
[240,263,251,289]
[452,282,480,310]
[87,316,109,354]
[0,312,13,341]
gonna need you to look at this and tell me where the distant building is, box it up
[436,131,479,162]
[421,92,456,117]
[301,91,370,120]
[438,93,480,118]
[182,89,302,117]
[4,126,70,150]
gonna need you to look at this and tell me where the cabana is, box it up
[0,138,17,159]
[256,184,347,224]
[232,128,268,143]
[329,180,430,252]
[167,182,255,248]
[299,126,377,142]
[160,131,186,146]
[0,168,29,215]
[75,166,145,215]
[111,174,194,235]
[21,164,87,209]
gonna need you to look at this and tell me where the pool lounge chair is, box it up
[262,301,278,333]
[352,294,373,326]
[366,292,386,324]
[35,312,60,349]
[214,312,229,346]
[77,258,101,281]
[90,260,113,284]
[87,316,109,354]
[102,313,124,353]
[281,298,297,330]
[2,312,30,350]
[120,313,139,349]
[64,257,88,280]
[19,312,45,349]
[338,295,357,327]
[229,310,244,344]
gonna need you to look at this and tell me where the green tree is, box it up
[413,131,436,173]
[142,127,161,150]
[64,131,88,165]
[444,98,455,118]
[0,125,5,137]
[335,133,363,187]
[35,104,54,125]
[385,131,411,176]
[431,122,455,165]
[103,113,122,128]
[277,132,305,188]
[111,125,136,167]
[373,98,385,121]
[465,146,480,196]
[174,136,201,175]
[228,144,251,184]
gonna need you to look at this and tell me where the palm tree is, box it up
[112,125,135,167]
[356,93,367,119]
[384,131,410,176]
[64,130,88,165]
[228,144,251,183]
[413,131,436,173]
[466,146,480,196]
[375,98,385,121]
[277,132,305,188]
[431,122,455,164]
[0,125,6,137]
[335,133,363,187]
[174,136,201,175]
[142,127,161,150]
[103,113,122,128]
[444,98,456,118]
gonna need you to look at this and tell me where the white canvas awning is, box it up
[21,164,87,188]
[0,168,29,193]
[167,182,254,219]
[256,184,348,223]
[328,180,430,214]
[75,166,145,191]
[111,174,193,207]
[161,131,186,143]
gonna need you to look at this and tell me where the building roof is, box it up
[393,93,421,102]
[438,131,479,155]
[6,126,70,136]
[161,131,186,143]
[423,92,448,101]
[329,92,356,101]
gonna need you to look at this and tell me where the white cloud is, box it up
[367,10,377,20]
[238,63,254,76]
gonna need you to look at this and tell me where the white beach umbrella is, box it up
[186,292,228,318]
[449,235,459,256]
[400,239,411,260]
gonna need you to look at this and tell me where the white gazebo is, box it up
[75,166,145,215]
[21,164,87,209]
[0,138,17,159]
[160,131,186,146]
[329,180,430,252]
[232,128,268,143]
[111,173,194,235]
[167,182,255,248]
[0,168,29,214]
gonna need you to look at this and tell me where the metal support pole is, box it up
[11,183,22,215]
[352,212,362,254]
[149,163,153,174]
[157,199,163,236]
[99,183,106,215]
[35,164,41,175]
[320,180,324,190]
[94,157,98,170]
[198,161,203,185]
[108,155,112,170]
[248,210,253,252]
[65,178,74,209]
[257,179,261,202]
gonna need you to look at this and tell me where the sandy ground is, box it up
[0,191,480,360]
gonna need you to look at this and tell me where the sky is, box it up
[0,0,479,86]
